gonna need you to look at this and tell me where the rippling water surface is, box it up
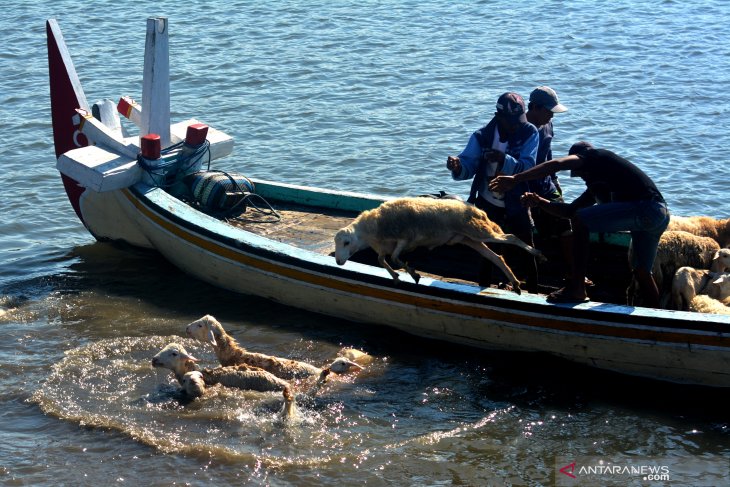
[1,0,729,485]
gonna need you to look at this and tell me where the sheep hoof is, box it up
[512,284,522,295]
[408,270,421,284]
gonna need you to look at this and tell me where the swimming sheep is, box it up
[151,342,292,397]
[333,197,545,294]
[185,315,365,380]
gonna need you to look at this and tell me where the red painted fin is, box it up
[46,19,90,223]
[47,19,90,158]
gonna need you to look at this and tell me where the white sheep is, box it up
[333,197,545,294]
[151,342,292,396]
[185,315,365,380]
[179,370,206,398]
[689,294,730,315]
[670,249,730,310]
[668,215,730,248]
[628,230,720,307]
[702,273,730,301]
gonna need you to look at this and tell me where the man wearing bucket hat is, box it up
[446,91,539,292]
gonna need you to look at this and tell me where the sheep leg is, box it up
[485,234,547,263]
[460,240,522,294]
[377,254,401,281]
[391,240,421,283]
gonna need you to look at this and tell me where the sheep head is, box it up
[181,371,206,398]
[152,343,199,374]
[328,356,364,374]
[334,224,367,265]
[186,314,223,347]
[707,273,730,300]
[711,249,730,273]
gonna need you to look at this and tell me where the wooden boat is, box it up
[46,18,730,387]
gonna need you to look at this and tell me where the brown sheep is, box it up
[185,315,364,380]
[668,215,730,248]
[333,197,545,294]
[689,294,730,315]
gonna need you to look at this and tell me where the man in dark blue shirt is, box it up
[526,87,579,284]
[490,142,670,307]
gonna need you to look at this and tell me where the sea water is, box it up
[1,1,729,485]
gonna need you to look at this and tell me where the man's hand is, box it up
[489,175,516,193]
[519,192,546,208]
[446,155,461,174]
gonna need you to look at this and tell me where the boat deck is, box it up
[226,204,354,255]
[222,200,634,302]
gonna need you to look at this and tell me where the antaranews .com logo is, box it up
[555,456,728,486]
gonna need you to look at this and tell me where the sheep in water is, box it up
[152,342,290,395]
[152,343,297,419]
[185,315,366,380]
[334,197,546,293]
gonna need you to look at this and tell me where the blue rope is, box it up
[138,140,211,187]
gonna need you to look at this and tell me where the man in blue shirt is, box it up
[447,92,539,291]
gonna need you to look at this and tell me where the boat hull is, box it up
[94,181,730,387]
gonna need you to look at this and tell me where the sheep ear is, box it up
[181,351,199,362]
[206,328,218,347]
[711,275,727,285]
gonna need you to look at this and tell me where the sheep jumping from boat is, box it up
[667,215,730,248]
[670,249,730,310]
[185,315,365,380]
[333,197,545,293]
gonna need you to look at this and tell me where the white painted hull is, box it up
[90,182,730,388]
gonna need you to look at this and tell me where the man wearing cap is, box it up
[446,92,539,291]
[489,142,669,307]
[526,86,578,283]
